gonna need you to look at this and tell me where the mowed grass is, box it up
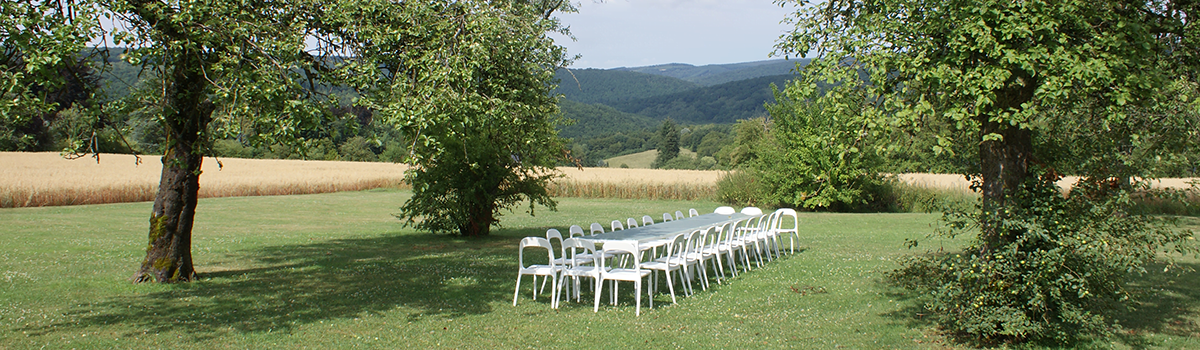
[605,149,697,169]
[1,190,1198,349]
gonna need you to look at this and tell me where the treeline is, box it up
[553,68,698,105]
[607,74,793,124]
[614,59,808,86]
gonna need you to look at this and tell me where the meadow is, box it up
[2,152,1198,349]
[1,189,1198,349]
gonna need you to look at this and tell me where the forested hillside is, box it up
[557,100,657,139]
[552,68,698,104]
[607,74,794,124]
[613,59,806,86]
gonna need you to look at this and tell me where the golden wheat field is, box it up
[0,152,410,208]
[3,152,1194,208]
[0,152,728,207]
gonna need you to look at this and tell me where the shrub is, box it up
[338,136,378,162]
[890,178,1197,344]
[715,169,772,207]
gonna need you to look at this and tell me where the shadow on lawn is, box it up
[878,261,1200,348]
[1113,262,1200,347]
[26,227,549,341]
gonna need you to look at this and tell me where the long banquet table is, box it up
[584,212,752,245]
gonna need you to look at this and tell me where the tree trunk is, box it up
[977,78,1037,251]
[132,46,213,283]
[460,189,497,237]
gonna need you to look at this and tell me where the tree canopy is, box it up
[777,0,1199,343]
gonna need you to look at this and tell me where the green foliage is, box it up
[1,1,104,152]
[614,59,806,86]
[556,99,657,140]
[652,118,679,168]
[758,83,887,210]
[781,0,1200,343]
[337,136,377,162]
[891,177,1198,344]
[553,68,699,105]
[609,74,792,124]
[342,0,573,236]
[715,169,772,208]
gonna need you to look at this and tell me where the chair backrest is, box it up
[684,229,704,256]
[741,207,763,215]
[662,213,674,222]
[601,240,641,270]
[590,222,605,235]
[626,218,638,228]
[703,226,720,248]
[714,221,732,236]
[546,228,565,257]
[643,215,655,226]
[726,219,746,239]
[776,208,798,232]
[518,237,555,268]
[675,210,685,220]
[741,215,762,234]
[689,208,699,217]
[562,238,599,267]
[714,206,736,215]
[568,225,586,238]
[611,220,624,231]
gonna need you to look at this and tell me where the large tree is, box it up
[105,0,331,282]
[779,0,1198,343]
[324,0,574,237]
[652,118,680,168]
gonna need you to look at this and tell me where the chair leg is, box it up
[665,268,677,303]
[594,278,603,312]
[513,274,523,306]
[634,280,642,316]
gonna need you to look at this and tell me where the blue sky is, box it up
[550,0,799,69]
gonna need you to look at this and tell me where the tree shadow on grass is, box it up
[1112,262,1200,349]
[23,227,551,342]
[877,262,1200,349]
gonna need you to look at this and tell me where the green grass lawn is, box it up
[1,189,1197,349]
[605,149,697,169]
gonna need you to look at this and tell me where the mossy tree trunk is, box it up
[131,40,214,283]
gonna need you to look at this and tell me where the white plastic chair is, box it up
[611,220,624,232]
[642,233,687,304]
[662,213,674,222]
[675,210,685,220]
[735,215,767,268]
[557,238,606,303]
[626,217,639,228]
[595,240,654,316]
[568,225,586,238]
[542,229,571,294]
[590,222,605,235]
[714,206,736,215]
[741,206,764,216]
[698,225,729,283]
[689,208,699,217]
[775,208,800,254]
[513,237,562,308]
[682,227,714,291]
[725,219,755,272]
[642,215,655,226]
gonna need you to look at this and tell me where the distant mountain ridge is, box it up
[612,59,808,86]
[555,59,806,133]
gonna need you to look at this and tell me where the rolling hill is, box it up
[612,59,808,86]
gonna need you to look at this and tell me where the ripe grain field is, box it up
[0,152,726,207]
[3,152,1193,208]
